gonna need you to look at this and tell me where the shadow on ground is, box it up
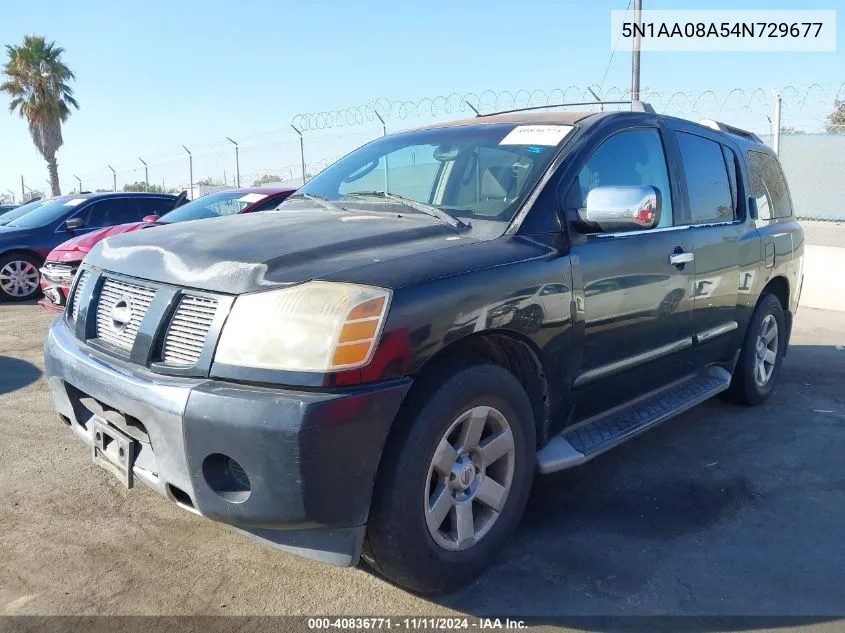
[363,342,845,626]
[0,355,41,395]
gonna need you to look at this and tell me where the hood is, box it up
[85,206,487,294]
[51,222,150,256]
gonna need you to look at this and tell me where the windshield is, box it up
[0,199,47,225]
[160,190,269,223]
[288,123,571,224]
[7,197,79,228]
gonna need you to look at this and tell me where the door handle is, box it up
[669,252,694,265]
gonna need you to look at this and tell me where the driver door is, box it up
[564,124,696,419]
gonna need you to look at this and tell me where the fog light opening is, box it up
[167,484,195,510]
[202,453,251,503]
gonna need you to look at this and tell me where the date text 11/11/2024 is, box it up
[306,618,527,630]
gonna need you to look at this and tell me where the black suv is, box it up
[44,105,803,594]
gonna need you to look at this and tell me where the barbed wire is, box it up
[14,83,845,200]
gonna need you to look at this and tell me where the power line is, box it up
[599,0,633,96]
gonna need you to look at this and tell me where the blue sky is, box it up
[1,0,842,198]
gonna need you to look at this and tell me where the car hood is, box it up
[85,206,488,294]
[50,222,152,257]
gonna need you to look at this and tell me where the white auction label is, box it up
[237,193,268,203]
[499,125,574,146]
[63,198,86,206]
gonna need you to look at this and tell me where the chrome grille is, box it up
[162,295,217,366]
[94,278,157,352]
[69,269,91,322]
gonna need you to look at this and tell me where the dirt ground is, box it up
[1,302,844,625]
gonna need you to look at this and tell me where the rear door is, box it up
[667,125,745,364]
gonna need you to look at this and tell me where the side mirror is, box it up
[142,214,159,222]
[575,185,661,233]
[64,217,85,231]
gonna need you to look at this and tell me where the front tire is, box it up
[724,293,786,405]
[0,252,41,301]
[366,363,536,594]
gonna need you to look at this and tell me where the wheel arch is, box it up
[762,275,789,312]
[401,330,551,447]
[0,247,44,263]
[760,275,791,350]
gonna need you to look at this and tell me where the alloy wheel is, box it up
[754,314,778,387]
[424,405,516,551]
[0,260,39,298]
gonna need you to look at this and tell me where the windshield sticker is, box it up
[63,198,86,207]
[499,125,574,146]
[237,193,268,203]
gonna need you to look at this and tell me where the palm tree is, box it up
[1,36,78,196]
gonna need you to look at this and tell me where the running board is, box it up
[536,367,732,474]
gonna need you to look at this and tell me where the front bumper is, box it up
[38,277,70,312]
[44,318,411,566]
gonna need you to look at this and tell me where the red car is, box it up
[39,186,295,311]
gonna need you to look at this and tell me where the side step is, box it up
[536,367,732,474]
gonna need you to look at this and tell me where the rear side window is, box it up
[747,150,793,220]
[675,132,734,224]
[137,197,175,217]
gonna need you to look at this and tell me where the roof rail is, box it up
[699,119,762,143]
[475,100,655,117]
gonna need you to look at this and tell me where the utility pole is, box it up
[74,175,82,193]
[20,175,25,202]
[139,158,149,191]
[226,137,240,187]
[631,0,642,102]
[183,146,193,197]
[108,165,117,192]
[773,90,782,155]
[291,125,306,185]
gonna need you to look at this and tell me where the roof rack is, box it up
[698,119,762,143]
[475,100,656,117]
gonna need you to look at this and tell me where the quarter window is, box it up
[565,129,674,228]
[675,132,734,224]
[747,150,793,220]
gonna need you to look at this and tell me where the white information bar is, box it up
[611,10,836,52]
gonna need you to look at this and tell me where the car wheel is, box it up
[0,253,41,301]
[365,362,536,595]
[724,293,785,405]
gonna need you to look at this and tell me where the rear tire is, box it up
[366,363,536,595]
[0,252,41,301]
[724,293,785,405]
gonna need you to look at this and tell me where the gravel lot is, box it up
[1,302,844,624]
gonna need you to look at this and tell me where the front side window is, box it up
[565,128,674,228]
[675,132,734,224]
[78,198,141,228]
[291,124,568,225]
[748,150,793,220]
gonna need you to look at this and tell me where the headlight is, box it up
[214,281,391,372]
